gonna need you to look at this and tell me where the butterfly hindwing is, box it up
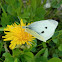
[25,28,46,42]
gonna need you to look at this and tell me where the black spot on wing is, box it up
[41,31,44,33]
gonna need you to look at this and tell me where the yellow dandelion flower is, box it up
[2,19,35,49]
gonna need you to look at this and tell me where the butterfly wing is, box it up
[23,20,58,42]
[25,28,46,42]
[28,20,58,41]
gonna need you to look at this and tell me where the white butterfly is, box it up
[24,19,58,42]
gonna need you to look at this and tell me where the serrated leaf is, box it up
[1,13,9,27]
[1,12,15,27]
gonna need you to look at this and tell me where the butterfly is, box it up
[23,19,58,42]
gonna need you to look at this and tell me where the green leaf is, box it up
[58,51,62,57]
[20,52,34,62]
[1,11,15,27]
[7,5,16,15]
[35,48,46,58]
[0,3,7,17]
[21,12,30,18]
[35,56,48,62]
[52,39,58,44]
[16,0,22,16]
[0,41,3,54]
[58,44,62,51]
[6,0,22,16]
[48,57,62,62]
[53,53,58,58]
[31,0,36,11]
[42,42,47,48]
[43,48,48,58]
[32,39,37,47]
[24,52,34,61]
[5,0,15,5]
[12,1,20,9]
[0,27,4,31]
[3,4,7,12]
[5,0,11,4]
[3,52,11,57]
[3,52,14,62]
[1,13,9,27]
[35,6,46,20]
[14,58,20,62]
[52,32,59,38]
[31,47,36,52]
[36,0,41,7]
[51,0,62,8]
[31,39,37,52]
[12,49,22,58]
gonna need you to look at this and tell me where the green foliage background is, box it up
[0,0,62,62]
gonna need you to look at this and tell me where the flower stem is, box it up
[4,42,10,53]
